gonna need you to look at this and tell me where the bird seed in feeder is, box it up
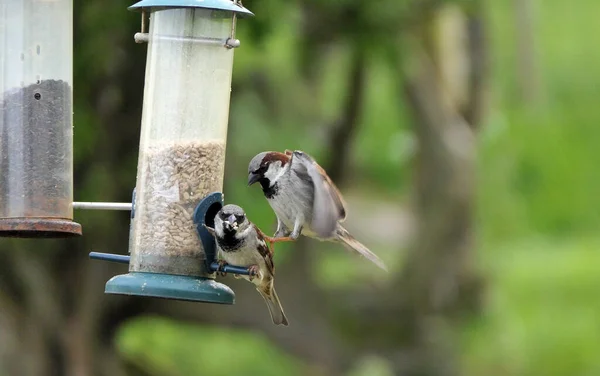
[130,140,226,275]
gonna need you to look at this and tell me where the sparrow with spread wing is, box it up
[247,150,387,271]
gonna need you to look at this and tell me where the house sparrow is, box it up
[247,149,388,271]
[204,204,289,326]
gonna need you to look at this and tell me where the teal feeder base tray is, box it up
[105,272,235,304]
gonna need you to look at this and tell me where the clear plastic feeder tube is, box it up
[0,0,80,237]
[129,8,235,276]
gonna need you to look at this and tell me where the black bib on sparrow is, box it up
[217,230,243,252]
[260,178,279,199]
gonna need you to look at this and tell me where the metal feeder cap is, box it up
[105,272,235,304]
[128,0,254,17]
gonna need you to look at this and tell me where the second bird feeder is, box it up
[104,0,253,303]
[0,0,81,237]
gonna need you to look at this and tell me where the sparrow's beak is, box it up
[223,214,238,231]
[227,214,237,225]
[247,172,260,186]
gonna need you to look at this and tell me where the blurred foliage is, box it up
[65,0,600,374]
[117,316,306,376]
[463,237,600,376]
[479,0,600,240]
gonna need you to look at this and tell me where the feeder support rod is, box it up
[73,202,132,211]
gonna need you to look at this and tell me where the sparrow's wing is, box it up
[292,151,347,237]
[284,149,293,156]
[254,225,275,275]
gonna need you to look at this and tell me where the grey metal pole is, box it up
[73,202,132,211]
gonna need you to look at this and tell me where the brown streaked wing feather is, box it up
[253,224,275,274]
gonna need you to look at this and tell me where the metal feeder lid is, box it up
[105,272,235,304]
[128,0,254,17]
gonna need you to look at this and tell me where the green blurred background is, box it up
[1,0,599,375]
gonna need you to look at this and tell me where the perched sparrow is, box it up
[205,204,289,326]
[247,149,388,271]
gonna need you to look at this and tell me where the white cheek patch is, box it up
[263,164,277,181]
[214,220,225,237]
[235,224,254,240]
[264,161,287,184]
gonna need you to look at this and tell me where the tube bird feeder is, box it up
[0,0,82,237]
[103,0,253,303]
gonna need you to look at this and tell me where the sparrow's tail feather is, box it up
[335,225,388,271]
[258,286,289,326]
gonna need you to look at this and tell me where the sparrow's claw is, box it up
[264,235,296,245]
[289,228,302,240]
[247,265,260,281]
[217,260,229,277]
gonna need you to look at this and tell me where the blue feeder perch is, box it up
[89,0,253,304]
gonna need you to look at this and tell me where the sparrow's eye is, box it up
[256,165,268,174]
[235,214,245,222]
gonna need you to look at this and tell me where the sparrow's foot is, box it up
[217,260,229,277]
[264,235,296,245]
[289,228,302,240]
[247,264,260,281]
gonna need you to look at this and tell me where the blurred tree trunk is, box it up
[393,3,488,374]
[514,0,540,104]
[340,3,488,375]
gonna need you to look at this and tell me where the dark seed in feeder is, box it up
[0,79,72,218]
